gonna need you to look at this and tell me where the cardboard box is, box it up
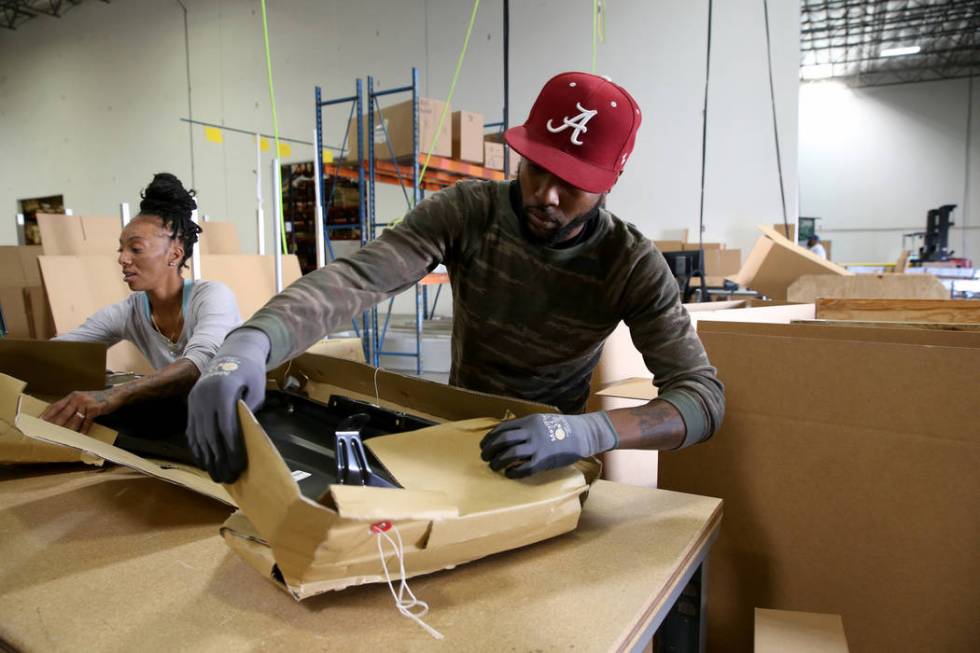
[452,110,484,163]
[653,240,685,253]
[731,226,851,300]
[754,609,849,653]
[658,321,980,652]
[24,285,56,339]
[15,352,598,599]
[0,246,49,339]
[37,213,120,255]
[484,140,504,170]
[345,97,452,161]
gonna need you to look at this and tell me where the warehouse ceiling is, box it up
[801,0,980,86]
[0,0,106,31]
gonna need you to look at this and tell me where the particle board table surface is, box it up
[0,465,721,652]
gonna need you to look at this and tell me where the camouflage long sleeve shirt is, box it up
[244,180,724,448]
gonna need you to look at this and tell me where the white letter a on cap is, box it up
[546,102,598,146]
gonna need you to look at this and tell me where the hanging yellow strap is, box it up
[417,0,481,196]
[592,0,606,73]
[259,0,288,254]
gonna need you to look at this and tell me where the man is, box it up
[807,234,828,259]
[187,72,725,483]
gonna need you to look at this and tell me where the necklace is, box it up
[151,310,183,344]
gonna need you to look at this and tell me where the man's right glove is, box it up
[187,328,270,483]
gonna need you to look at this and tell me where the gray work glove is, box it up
[187,328,270,483]
[479,411,619,479]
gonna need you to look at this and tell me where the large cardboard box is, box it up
[732,227,850,300]
[659,321,980,652]
[452,110,484,163]
[15,352,598,600]
[345,97,452,161]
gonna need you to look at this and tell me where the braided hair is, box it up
[137,172,202,269]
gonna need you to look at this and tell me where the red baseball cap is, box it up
[505,71,642,193]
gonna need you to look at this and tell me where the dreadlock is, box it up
[138,172,202,269]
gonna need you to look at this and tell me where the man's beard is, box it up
[523,195,603,246]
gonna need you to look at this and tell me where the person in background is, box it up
[41,173,241,434]
[807,234,828,259]
[188,72,725,483]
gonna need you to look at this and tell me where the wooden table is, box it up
[0,466,721,652]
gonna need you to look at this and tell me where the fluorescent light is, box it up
[801,64,834,80]
[881,45,921,57]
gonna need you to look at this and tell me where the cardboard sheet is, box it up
[37,213,120,255]
[0,339,106,396]
[754,609,849,653]
[0,245,43,285]
[197,221,242,255]
[732,227,850,300]
[659,323,980,652]
[15,407,233,505]
[196,254,302,318]
[0,373,110,464]
[787,273,948,302]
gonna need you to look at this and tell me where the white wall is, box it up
[0,0,799,290]
[799,77,979,263]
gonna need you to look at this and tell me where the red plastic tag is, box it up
[371,520,392,533]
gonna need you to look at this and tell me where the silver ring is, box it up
[74,411,86,420]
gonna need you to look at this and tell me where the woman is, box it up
[41,173,241,434]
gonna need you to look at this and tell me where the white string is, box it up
[372,366,383,407]
[374,524,444,640]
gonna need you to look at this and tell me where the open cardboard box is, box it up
[732,227,851,300]
[15,351,599,600]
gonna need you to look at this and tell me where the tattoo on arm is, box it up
[108,359,201,408]
[607,399,686,451]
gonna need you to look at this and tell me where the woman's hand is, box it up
[40,390,119,434]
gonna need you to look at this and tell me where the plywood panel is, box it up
[788,274,948,303]
[815,298,980,324]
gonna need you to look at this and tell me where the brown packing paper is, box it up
[224,405,592,598]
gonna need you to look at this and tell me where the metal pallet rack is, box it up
[315,67,509,375]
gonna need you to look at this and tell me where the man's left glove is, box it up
[479,411,619,479]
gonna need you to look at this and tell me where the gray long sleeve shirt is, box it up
[55,280,241,372]
[243,180,724,448]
